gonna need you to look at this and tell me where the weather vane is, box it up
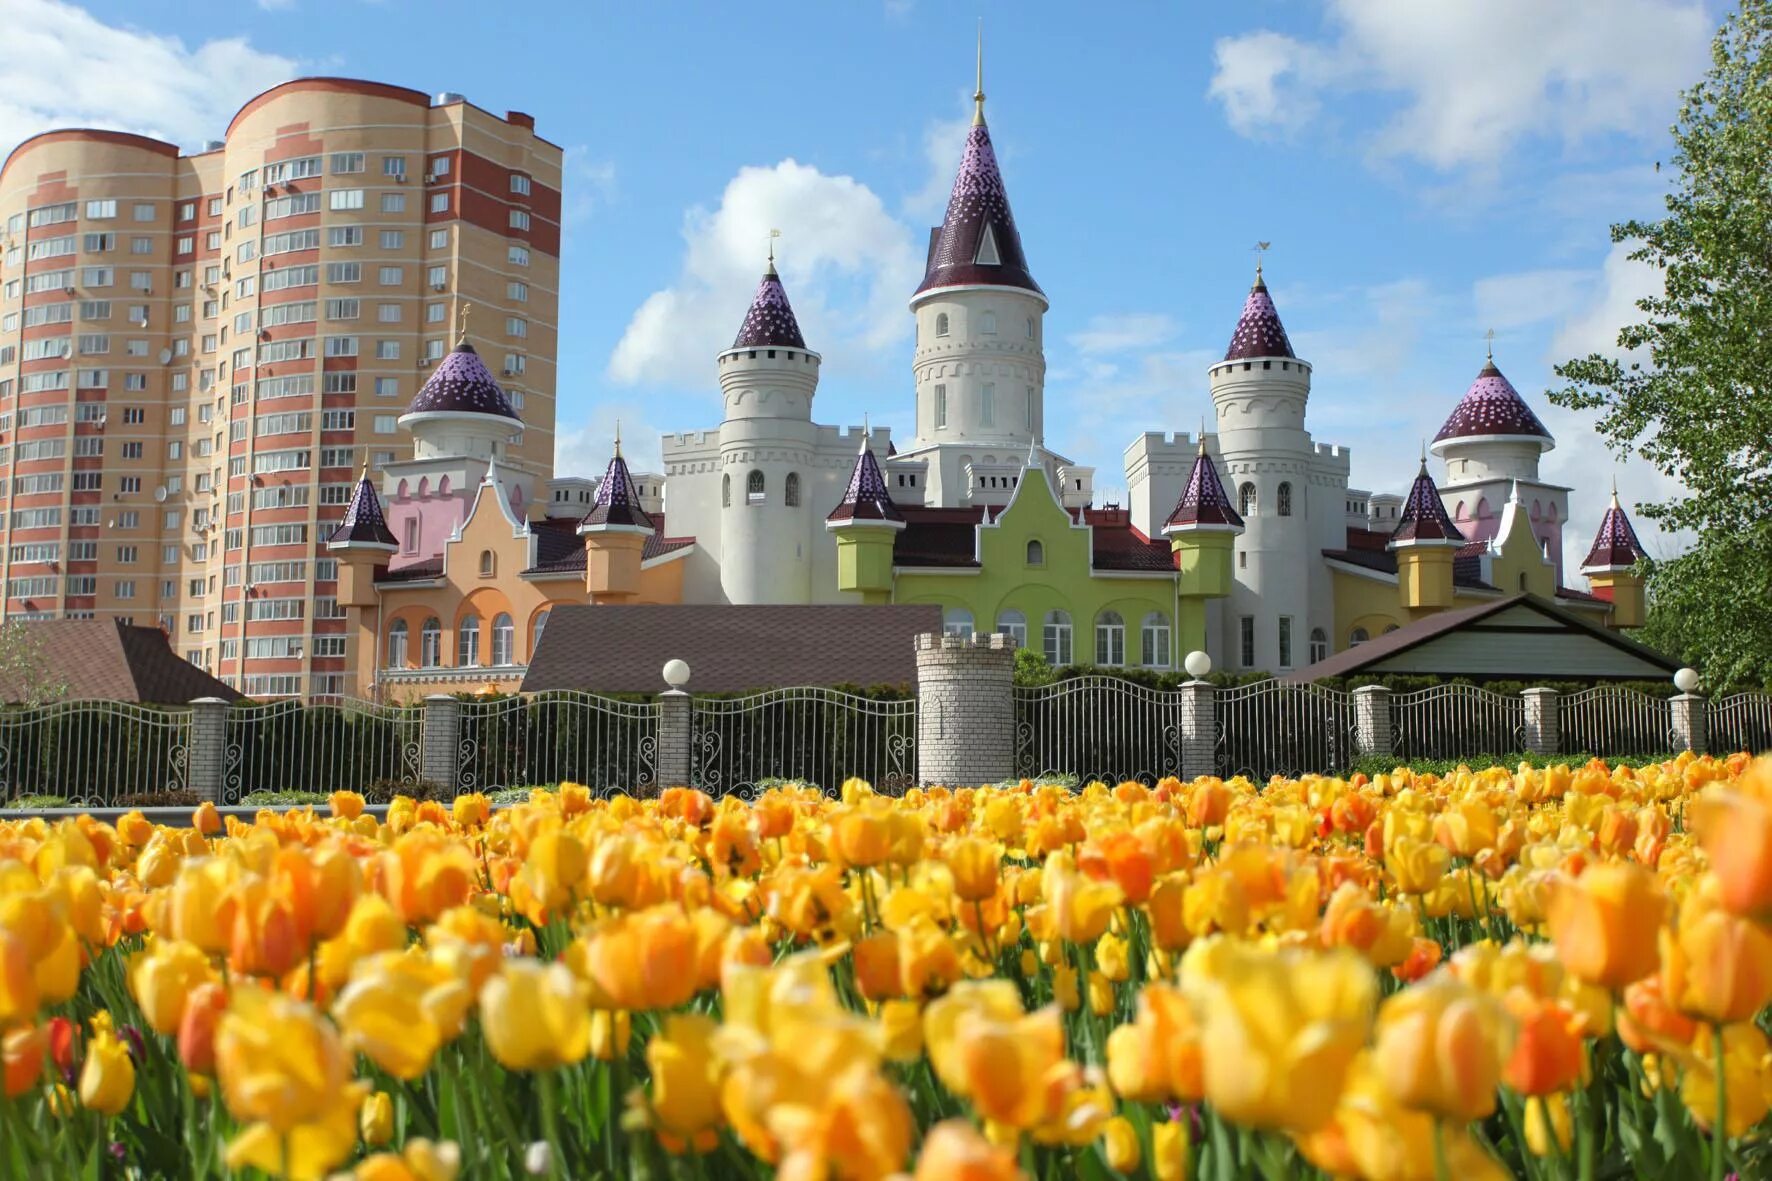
[1253,241,1271,278]
[1484,327,1496,361]
[456,302,471,345]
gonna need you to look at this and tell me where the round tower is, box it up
[716,259,820,604]
[1208,268,1315,671]
[904,52,1049,507]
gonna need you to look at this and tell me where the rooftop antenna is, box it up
[973,20,986,126]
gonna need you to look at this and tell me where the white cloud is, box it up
[554,404,666,481]
[0,0,297,153]
[1550,241,1661,361]
[1067,312,1180,356]
[1472,269,1592,334]
[607,159,923,389]
[1210,0,1712,170]
[559,147,617,239]
[904,112,973,220]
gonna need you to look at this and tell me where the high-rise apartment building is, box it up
[0,78,560,698]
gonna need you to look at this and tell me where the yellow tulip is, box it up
[1659,884,1772,1024]
[590,1010,632,1062]
[907,1119,1022,1181]
[351,1139,463,1181]
[646,1013,722,1154]
[1152,1121,1189,1181]
[948,837,1001,903]
[1680,1021,1772,1137]
[77,1019,134,1116]
[1524,1093,1572,1157]
[216,989,367,1180]
[1042,854,1122,944]
[129,938,216,1035]
[479,959,591,1072]
[360,1091,394,1147]
[1545,863,1666,990]
[568,904,697,1011]
[1101,1115,1141,1173]
[1388,837,1450,896]
[333,949,471,1079]
[1373,968,1514,1121]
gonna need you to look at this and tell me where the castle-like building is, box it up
[328,67,1650,700]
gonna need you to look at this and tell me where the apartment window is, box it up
[1277,617,1294,670]
[429,229,449,250]
[934,384,947,429]
[507,281,528,302]
[508,209,530,231]
[117,511,138,528]
[325,336,358,357]
[85,199,116,219]
[506,317,527,338]
[1239,616,1256,668]
[375,340,400,360]
[424,339,445,361]
[130,237,153,255]
[508,245,529,266]
[83,266,114,287]
[121,441,144,459]
[132,203,155,221]
[378,230,404,250]
[426,266,447,289]
[330,152,364,174]
[382,156,407,179]
[237,241,257,263]
[1042,610,1073,666]
[67,576,98,597]
[378,266,403,286]
[509,173,532,196]
[321,409,354,431]
[326,226,362,248]
[1094,611,1125,666]
[329,189,365,211]
[325,298,359,321]
[374,414,396,433]
[429,193,449,214]
[375,377,399,397]
[115,580,136,600]
[83,233,115,252]
[327,262,360,284]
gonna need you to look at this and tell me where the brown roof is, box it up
[0,620,244,704]
[524,514,693,575]
[520,604,943,693]
[1285,592,1677,683]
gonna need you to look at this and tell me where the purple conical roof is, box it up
[1432,360,1552,446]
[1223,274,1295,361]
[579,450,653,533]
[407,342,520,421]
[1582,495,1647,570]
[827,443,903,525]
[914,120,1041,298]
[328,472,396,550]
[1163,447,1243,533]
[732,266,807,350]
[1390,462,1465,545]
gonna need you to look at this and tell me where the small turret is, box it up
[327,467,396,697]
[1389,455,1466,615]
[1161,439,1243,599]
[827,426,904,604]
[1581,486,1648,628]
[578,432,653,603]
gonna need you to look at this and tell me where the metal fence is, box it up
[690,688,916,798]
[1217,682,1357,780]
[457,692,658,794]
[224,699,422,804]
[1014,677,1181,784]
[1711,693,1772,756]
[1390,684,1526,762]
[1558,687,1675,757]
[0,701,189,808]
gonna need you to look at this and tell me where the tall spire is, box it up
[1163,446,1243,534]
[731,254,807,350]
[1222,267,1294,361]
[973,21,986,126]
[827,433,904,528]
[578,438,653,535]
[1582,489,1648,572]
[1390,462,1465,546]
[327,468,396,551]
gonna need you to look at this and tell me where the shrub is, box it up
[114,790,203,808]
[361,777,448,804]
[2,793,69,809]
[1341,751,1682,778]
[238,790,332,807]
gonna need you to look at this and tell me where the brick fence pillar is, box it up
[187,697,228,803]
[1352,685,1393,760]
[1671,693,1707,755]
[1178,681,1217,781]
[655,689,691,794]
[420,694,461,790]
[915,632,1016,787]
[1521,688,1560,757]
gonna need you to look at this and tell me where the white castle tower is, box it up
[714,252,823,604]
[895,45,1091,509]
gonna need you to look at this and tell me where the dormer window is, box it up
[975,224,1000,266]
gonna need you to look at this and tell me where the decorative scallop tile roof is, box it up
[1390,461,1466,545]
[578,450,653,532]
[732,265,807,350]
[914,119,1042,298]
[1163,447,1243,532]
[1432,360,1552,446]
[1223,273,1295,361]
[327,471,396,550]
[1582,493,1647,570]
[827,443,904,525]
[406,342,520,421]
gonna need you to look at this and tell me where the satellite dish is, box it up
[157,348,172,364]
[153,486,168,503]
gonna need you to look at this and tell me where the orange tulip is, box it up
[1374,969,1513,1121]
[1502,994,1585,1096]
[1618,976,1697,1055]
[1544,863,1665,990]
[192,801,223,836]
[1078,830,1153,905]
[1659,886,1772,1024]
[178,981,229,1075]
[1690,757,1772,918]
[908,1119,1022,1181]
[2,1024,45,1098]
[569,905,697,1011]
[947,837,1001,903]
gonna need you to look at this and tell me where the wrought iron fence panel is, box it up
[1558,688,1675,758]
[1389,685,1526,763]
[1710,693,1772,756]
[691,689,916,799]
[0,700,190,808]
[224,699,421,804]
[1013,678,1182,784]
[1216,682,1356,781]
[457,692,657,795]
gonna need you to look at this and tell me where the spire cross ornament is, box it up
[1253,241,1271,279]
[1485,327,1496,361]
[456,302,471,346]
[767,228,780,265]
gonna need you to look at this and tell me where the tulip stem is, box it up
[1431,1118,1451,1181]
[1710,1022,1726,1181]
[539,1069,567,1181]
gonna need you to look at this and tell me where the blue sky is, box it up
[8,0,1723,561]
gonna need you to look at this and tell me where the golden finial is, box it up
[1419,439,1428,472]
[613,419,622,459]
[1485,327,1495,362]
[1253,241,1270,281]
[766,228,781,275]
[973,21,986,126]
[456,302,471,346]
[860,412,871,453]
[1197,416,1208,455]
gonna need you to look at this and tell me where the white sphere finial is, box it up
[1673,667,1700,694]
[1184,650,1212,679]
[662,659,691,689]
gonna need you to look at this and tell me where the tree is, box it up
[0,623,69,707]
[1550,0,1772,689]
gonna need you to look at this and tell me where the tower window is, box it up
[785,472,801,507]
[1026,539,1043,566]
[746,470,765,503]
[1277,482,1292,517]
[942,606,974,638]
[1277,616,1293,669]
[1025,386,1035,429]
[1238,482,1256,518]
[1239,616,1255,668]
[975,224,1001,266]
[1026,317,1035,339]
[980,311,996,335]
[1349,627,1369,647]
[722,473,730,507]
[479,549,495,577]
[981,382,994,427]
[934,384,948,429]
[935,312,949,337]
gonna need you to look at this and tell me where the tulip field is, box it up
[4,754,1772,1180]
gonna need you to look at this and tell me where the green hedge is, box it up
[1340,751,1682,778]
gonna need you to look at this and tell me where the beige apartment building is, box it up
[0,78,561,698]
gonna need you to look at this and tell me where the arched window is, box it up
[1238,482,1256,518]
[1349,627,1369,647]
[746,470,765,503]
[980,311,997,335]
[491,613,514,666]
[479,549,495,577]
[1309,627,1328,664]
[420,617,442,667]
[1025,539,1044,566]
[1026,316,1035,340]
[942,606,974,638]
[1095,611,1125,666]
[1277,482,1293,517]
[457,618,481,667]
[935,312,950,337]
[722,473,730,508]
[1383,625,1400,635]
[387,619,409,669]
[1140,611,1171,668]
[785,472,801,507]
[1043,609,1073,666]
[532,608,550,655]
[996,608,1027,647]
